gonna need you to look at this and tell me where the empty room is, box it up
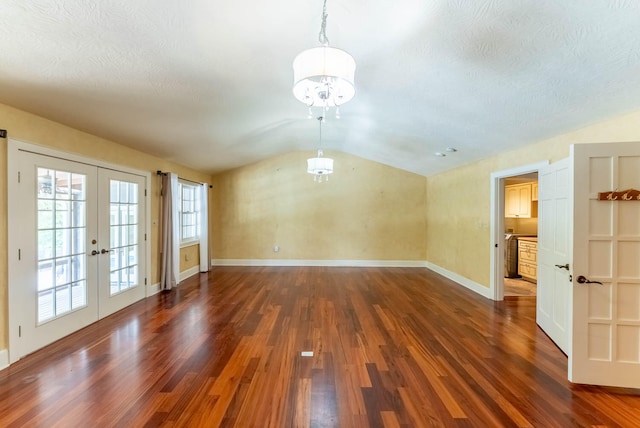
[1,1,640,427]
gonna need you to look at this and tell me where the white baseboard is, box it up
[148,265,202,294]
[424,261,493,300]
[0,349,8,372]
[179,265,201,282]
[211,259,428,268]
[147,282,161,296]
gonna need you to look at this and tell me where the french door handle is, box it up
[101,249,110,254]
[555,263,569,270]
[576,275,603,285]
[91,250,99,256]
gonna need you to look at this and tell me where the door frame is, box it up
[489,161,549,301]
[7,139,152,363]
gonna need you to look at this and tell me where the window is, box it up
[37,168,88,322]
[109,179,140,295]
[178,181,201,245]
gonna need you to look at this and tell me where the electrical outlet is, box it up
[274,245,279,252]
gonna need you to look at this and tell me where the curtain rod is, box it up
[157,170,212,188]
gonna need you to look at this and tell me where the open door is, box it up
[537,158,571,354]
[570,142,640,387]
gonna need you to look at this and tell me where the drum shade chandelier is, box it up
[307,116,333,182]
[293,0,355,118]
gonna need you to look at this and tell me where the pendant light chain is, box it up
[318,116,324,155]
[318,0,329,46]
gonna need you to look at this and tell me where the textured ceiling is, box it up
[2,1,640,176]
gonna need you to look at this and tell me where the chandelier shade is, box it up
[293,46,356,108]
[307,149,334,182]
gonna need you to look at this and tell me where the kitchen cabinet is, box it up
[505,183,532,218]
[531,182,538,201]
[518,238,537,282]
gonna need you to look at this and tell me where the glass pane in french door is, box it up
[109,179,139,295]
[36,167,87,323]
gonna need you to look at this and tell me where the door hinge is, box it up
[144,278,147,285]
[144,189,147,197]
[18,325,21,338]
[18,249,21,260]
[17,171,21,183]
[145,233,147,241]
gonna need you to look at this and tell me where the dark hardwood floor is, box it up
[1,267,639,427]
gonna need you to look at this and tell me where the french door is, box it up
[98,168,146,318]
[8,146,147,362]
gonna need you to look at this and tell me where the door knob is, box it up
[91,250,99,256]
[555,263,570,270]
[576,275,603,285]
[101,248,110,254]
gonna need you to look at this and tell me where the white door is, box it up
[570,142,640,387]
[8,147,147,362]
[98,169,147,318]
[9,152,99,360]
[537,158,571,354]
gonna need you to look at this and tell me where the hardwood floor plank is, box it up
[349,302,390,370]
[336,362,368,426]
[310,352,339,427]
[462,362,532,427]
[1,267,640,427]
[380,410,401,428]
[405,345,466,419]
[295,377,312,428]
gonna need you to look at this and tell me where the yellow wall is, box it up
[426,110,640,288]
[180,244,201,272]
[211,151,427,261]
[0,102,211,351]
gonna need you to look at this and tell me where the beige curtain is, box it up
[199,183,210,272]
[160,173,180,290]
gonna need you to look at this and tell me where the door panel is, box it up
[570,142,640,387]
[537,158,571,354]
[98,169,146,318]
[9,153,99,361]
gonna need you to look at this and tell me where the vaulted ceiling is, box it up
[2,1,640,176]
